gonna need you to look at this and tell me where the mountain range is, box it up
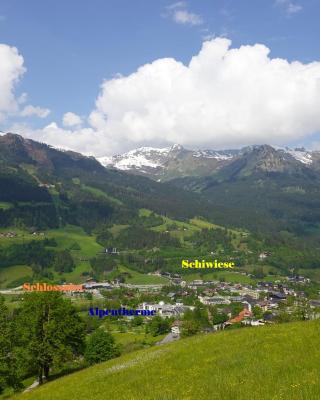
[1,132,320,236]
[96,143,320,235]
[98,143,320,181]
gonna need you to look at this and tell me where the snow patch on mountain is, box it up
[97,156,114,167]
[98,145,174,170]
[275,147,313,165]
[193,149,234,160]
[285,149,312,165]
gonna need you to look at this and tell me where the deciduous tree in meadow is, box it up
[17,292,85,384]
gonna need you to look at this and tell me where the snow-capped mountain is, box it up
[97,144,319,181]
[97,144,241,180]
[98,145,177,171]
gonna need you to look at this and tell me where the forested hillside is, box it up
[0,133,214,231]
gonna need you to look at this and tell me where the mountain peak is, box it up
[170,144,184,151]
[0,132,26,144]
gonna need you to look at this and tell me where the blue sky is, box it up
[0,0,320,155]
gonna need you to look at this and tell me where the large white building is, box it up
[139,301,194,317]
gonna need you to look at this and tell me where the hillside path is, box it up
[156,332,179,345]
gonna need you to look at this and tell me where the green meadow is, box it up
[107,265,169,285]
[46,225,103,258]
[183,270,255,284]
[121,267,168,285]
[108,224,130,237]
[81,184,123,205]
[138,209,248,248]
[13,320,320,400]
[0,265,32,288]
[0,225,103,287]
[46,225,102,283]
[101,321,167,351]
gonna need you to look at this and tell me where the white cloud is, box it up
[8,38,320,157]
[0,43,50,122]
[62,112,82,127]
[276,0,302,15]
[173,10,203,25]
[20,105,50,118]
[165,2,203,26]
[0,44,25,120]
[10,122,118,157]
[87,38,320,153]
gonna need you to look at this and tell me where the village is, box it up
[0,235,319,340]
[66,270,320,339]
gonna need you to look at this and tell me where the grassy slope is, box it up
[183,271,255,284]
[81,184,123,206]
[0,225,102,287]
[139,209,246,248]
[104,265,169,285]
[0,265,32,287]
[46,225,102,258]
[14,320,320,400]
[117,265,169,285]
[45,225,102,283]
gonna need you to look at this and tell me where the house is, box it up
[241,301,252,312]
[199,296,231,305]
[0,231,17,238]
[203,288,216,297]
[228,308,253,324]
[171,277,182,285]
[188,280,209,289]
[266,300,281,310]
[171,320,182,337]
[287,275,311,284]
[259,251,271,260]
[258,281,274,289]
[140,301,193,318]
[229,296,244,302]
[38,183,55,188]
[268,291,287,300]
[191,280,204,286]
[85,277,96,283]
[238,289,260,299]
[242,319,265,326]
[309,299,320,308]
[105,247,119,255]
[213,322,226,331]
[84,282,113,290]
